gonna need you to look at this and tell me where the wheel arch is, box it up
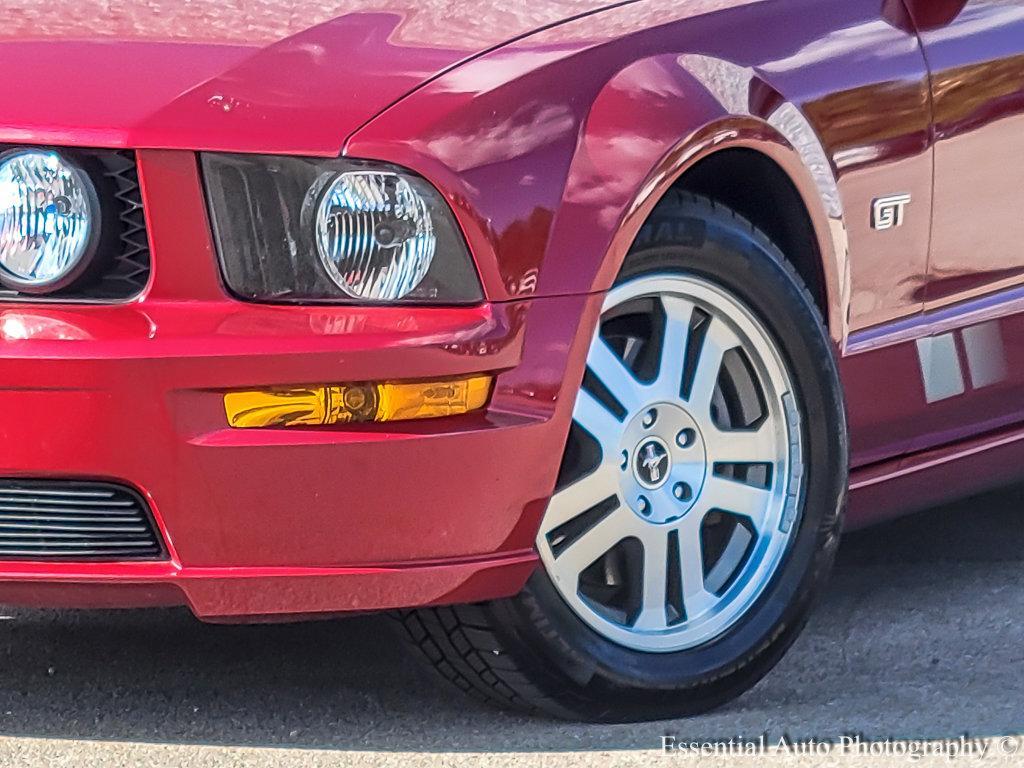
[671,148,828,326]
[559,51,852,346]
[587,122,851,347]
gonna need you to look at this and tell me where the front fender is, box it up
[346,1,851,343]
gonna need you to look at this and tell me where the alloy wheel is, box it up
[537,273,804,652]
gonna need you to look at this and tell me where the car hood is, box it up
[0,0,626,155]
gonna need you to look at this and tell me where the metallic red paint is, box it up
[0,0,1022,613]
[0,1,632,154]
[920,2,1024,308]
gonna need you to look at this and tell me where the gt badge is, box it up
[871,193,912,230]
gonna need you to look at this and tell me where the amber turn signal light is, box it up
[224,375,492,428]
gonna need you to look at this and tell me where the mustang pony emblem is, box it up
[639,441,669,484]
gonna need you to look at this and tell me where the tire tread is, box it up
[394,606,551,715]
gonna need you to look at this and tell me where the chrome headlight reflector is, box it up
[0,149,99,292]
[202,154,481,305]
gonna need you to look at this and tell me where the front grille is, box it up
[0,480,163,559]
[82,151,152,299]
[0,148,151,302]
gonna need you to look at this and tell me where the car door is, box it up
[912,0,1024,307]
[902,0,1024,450]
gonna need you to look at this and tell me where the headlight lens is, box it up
[0,149,99,292]
[202,154,481,305]
[316,171,436,301]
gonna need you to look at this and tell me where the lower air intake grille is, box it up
[0,480,163,559]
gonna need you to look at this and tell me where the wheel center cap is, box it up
[634,438,671,489]
[618,403,708,524]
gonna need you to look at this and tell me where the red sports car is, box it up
[0,0,1018,721]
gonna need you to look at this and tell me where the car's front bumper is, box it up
[0,150,601,620]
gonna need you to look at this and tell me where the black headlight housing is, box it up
[201,153,482,305]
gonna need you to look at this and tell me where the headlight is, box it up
[0,149,100,293]
[202,154,481,304]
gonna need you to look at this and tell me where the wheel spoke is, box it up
[702,475,772,531]
[587,336,645,413]
[572,388,622,449]
[552,506,631,578]
[686,317,740,419]
[707,420,779,465]
[677,514,715,618]
[540,466,619,535]
[633,529,671,631]
[653,296,695,399]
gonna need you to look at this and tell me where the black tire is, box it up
[398,192,848,722]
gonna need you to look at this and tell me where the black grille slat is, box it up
[0,498,135,508]
[0,480,162,560]
[0,530,152,539]
[0,515,142,525]
[0,521,150,533]
[0,505,140,516]
[0,548,153,557]
[0,149,151,302]
[0,488,119,499]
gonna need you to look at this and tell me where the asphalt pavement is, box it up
[1,484,1024,766]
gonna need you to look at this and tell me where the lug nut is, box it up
[642,409,657,428]
[637,496,650,515]
[676,428,696,448]
[620,450,629,470]
[673,482,692,502]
